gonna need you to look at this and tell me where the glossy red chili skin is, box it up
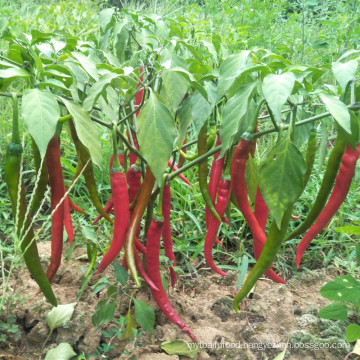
[63,192,74,245]
[45,136,65,282]
[96,171,130,274]
[231,138,285,284]
[127,165,142,204]
[162,184,177,288]
[206,135,224,228]
[296,145,360,267]
[146,219,197,342]
[204,178,231,277]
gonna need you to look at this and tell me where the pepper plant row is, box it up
[1,8,360,342]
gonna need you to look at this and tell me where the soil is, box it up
[0,241,353,360]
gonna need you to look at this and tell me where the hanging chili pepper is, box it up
[4,94,57,306]
[198,123,221,222]
[134,249,158,291]
[45,134,66,283]
[30,138,49,216]
[146,183,197,342]
[135,66,144,117]
[68,197,87,214]
[206,134,224,228]
[177,137,187,168]
[127,163,142,205]
[296,144,360,267]
[92,195,113,224]
[302,127,317,190]
[125,166,155,286]
[233,207,293,311]
[162,184,177,288]
[204,176,231,277]
[69,120,113,224]
[253,187,286,284]
[63,188,74,245]
[168,160,191,186]
[286,134,345,241]
[96,130,130,274]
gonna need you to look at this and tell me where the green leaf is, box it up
[121,308,137,340]
[219,82,257,156]
[320,94,351,134]
[161,340,200,358]
[133,298,155,333]
[72,52,99,81]
[160,70,189,114]
[83,72,119,111]
[137,91,176,184]
[262,72,295,122]
[22,89,60,158]
[113,263,129,286]
[271,349,287,360]
[332,60,358,91]
[81,226,97,242]
[217,50,252,101]
[334,226,360,235]
[177,98,192,148]
[318,303,348,321]
[259,138,306,227]
[46,303,76,333]
[236,255,249,291]
[92,300,116,328]
[356,243,360,265]
[0,67,30,79]
[337,111,359,149]
[60,97,102,168]
[190,91,212,134]
[346,324,360,343]
[44,343,76,360]
[320,275,360,306]
[99,8,115,33]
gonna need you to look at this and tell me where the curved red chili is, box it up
[63,191,74,245]
[204,177,231,277]
[146,218,197,342]
[296,145,360,267]
[162,184,177,288]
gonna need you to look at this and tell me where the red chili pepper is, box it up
[127,130,139,166]
[146,218,197,342]
[63,191,74,245]
[177,137,187,168]
[206,134,224,228]
[231,138,286,284]
[168,160,191,186]
[296,145,360,268]
[45,135,65,282]
[162,184,177,288]
[127,164,142,205]
[109,153,125,169]
[253,186,286,284]
[204,177,231,277]
[134,249,158,291]
[96,165,130,274]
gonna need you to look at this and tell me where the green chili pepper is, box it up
[302,127,317,189]
[4,94,57,306]
[286,133,345,241]
[233,207,293,311]
[198,123,221,222]
[69,120,113,224]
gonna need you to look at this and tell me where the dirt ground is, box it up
[0,241,353,360]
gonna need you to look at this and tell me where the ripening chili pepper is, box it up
[198,123,221,222]
[4,94,57,306]
[63,188,74,245]
[45,134,66,283]
[125,166,155,286]
[233,207,293,311]
[204,176,231,277]
[127,130,139,166]
[96,145,130,274]
[206,134,224,228]
[134,249,159,291]
[296,145,360,267]
[286,134,345,241]
[177,137,187,168]
[253,187,286,284]
[68,197,87,214]
[30,138,49,216]
[168,160,191,186]
[92,195,113,224]
[146,216,197,342]
[162,184,177,288]
[302,127,317,190]
[69,120,113,224]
